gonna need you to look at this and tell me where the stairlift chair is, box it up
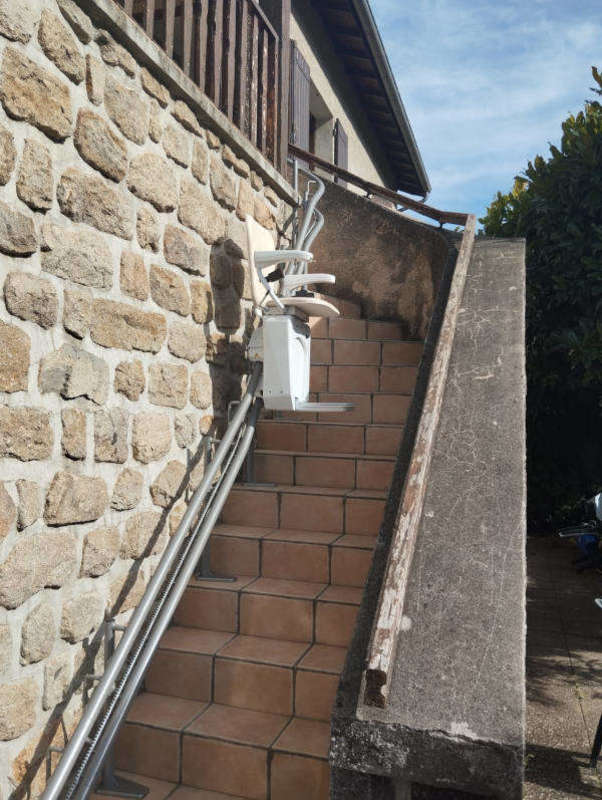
[245,214,353,413]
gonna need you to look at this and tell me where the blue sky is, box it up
[371,0,602,219]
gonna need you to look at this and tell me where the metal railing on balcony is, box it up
[115,0,281,167]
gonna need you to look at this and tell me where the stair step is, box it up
[309,316,409,342]
[310,364,418,394]
[270,391,410,424]
[256,419,403,456]
[91,772,177,800]
[221,484,386,535]
[254,449,394,491]
[311,338,423,367]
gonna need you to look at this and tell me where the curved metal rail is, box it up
[42,365,263,800]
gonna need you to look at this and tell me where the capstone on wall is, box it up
[0,1,291,796]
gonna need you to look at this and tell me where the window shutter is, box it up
[334,118,348,185]
[289,40,310,151]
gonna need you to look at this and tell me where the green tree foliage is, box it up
[481,67,602,531]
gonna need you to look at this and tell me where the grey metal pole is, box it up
[73,399,263,800]
[41,365,262,800]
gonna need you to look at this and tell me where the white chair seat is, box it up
[266,296,340,318]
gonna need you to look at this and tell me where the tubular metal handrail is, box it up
[289,143,469,228]
[42,365,263,800]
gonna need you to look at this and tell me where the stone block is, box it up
[120,251,149,300]
[190,370,212,409]
[60,589,104,643]
[150,264,190,316]
[178,177,226,245]
[97,29,136,77]
[148,98,162,143]
[253,197,275,230]
[128,151,177,212]
[114,360,145,401]
[111,468,143,511]
[43,651,71,709]
[86,53,104,105]
[168,320,206,363]
[191,139,208,184]
[210,154,237,210]
[222,145,250,178]
[205,129,220,149]
[263,186,279,208]
[44,471,108,526]
[121,511,163,558]
[108,570,147,615]
[172,100,202,135]
[164,224,209,275]
[63,287,92,339]
[0,529,77,609]
[0,482,16,540]
[163,122,190,166]
[0,624,11,675]
[148,362,188,409]
[0,0,41,42]
[0,319,30,393]
[0,407,53,461]
[90,299,167,352]
[94,408,128,463]
[81,525,120,577]
[137,205,160,252]
[190,280,214,324]
[140,67,169,106]
[74,108,127,182]
[57,167,133,240]
[57,0,93,43]
[150,460,186,508]
[199,414,213,435]
[4,272,58,329]
[169,501,186,536]
[188,458,205,491]
[225,216,249,259]
[210,250,233,289]
[38,8,84,84]
[0,124,15,184]
[0,47,72,141]
[132,412,172,463]
[21,600,55,663]
[41,222,113,289]
[175,413,195,448]
[237,179,254,220]
[214,286,242,331]
[61,407,86,460]
[40,344,109,404]
[16,137,53,211]
[0,200,36,256]
[0,678,38,740]
[104,72,148,144]
[16,479,41,530]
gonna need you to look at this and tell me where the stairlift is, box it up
[246,214,353,413]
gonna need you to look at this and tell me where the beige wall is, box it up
[291,13,386,191]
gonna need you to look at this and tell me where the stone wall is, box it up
[0,1,292,796]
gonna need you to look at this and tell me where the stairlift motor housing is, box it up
[249,315,311,411]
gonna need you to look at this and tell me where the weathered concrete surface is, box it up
[311,180,449,339]
[331,238,527,799]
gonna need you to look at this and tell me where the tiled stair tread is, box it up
[159,627,234,654]
[186,704,290,748]
[273,717,330,759]
[217,634,310,666]
[242,576,326,599]
[211,525,375,550]
[231,483,387,499]
[319,585,363,605]
[258,418,403,428]
[254,448,395,462]
[127,693,207,732]
[298,643,347,674]
[171,786,247,800]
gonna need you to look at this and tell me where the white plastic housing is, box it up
[261,315,310,411]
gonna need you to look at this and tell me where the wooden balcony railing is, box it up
[116,0,283,168]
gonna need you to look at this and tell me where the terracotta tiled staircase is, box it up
[112,299,422,800]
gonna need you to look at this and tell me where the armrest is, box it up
[255,250,313,269]
[282,273,335,291]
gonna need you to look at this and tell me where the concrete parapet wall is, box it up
[0,2,292,796]
[311,179,450,340]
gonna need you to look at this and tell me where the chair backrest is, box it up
[245,215,277,308]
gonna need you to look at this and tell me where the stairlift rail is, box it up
[41,365,263,800]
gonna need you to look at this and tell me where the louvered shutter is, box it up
[289,40,310,151]
[334,118,348,186]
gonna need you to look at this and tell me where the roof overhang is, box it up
[311,0,430,197]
